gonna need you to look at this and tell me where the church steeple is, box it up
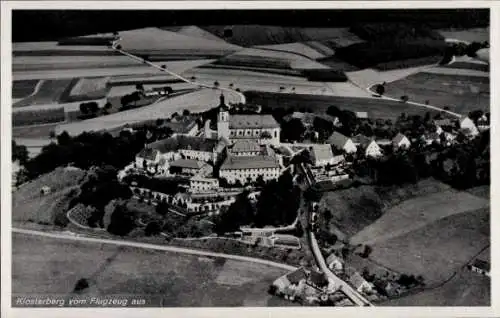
[219,93,229,110]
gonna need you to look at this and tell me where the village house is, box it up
[219,155,281,185]
[459,116,479,137]
[468,259,490,277]
[307,271,329,290]
[348,272,373,294]
[326,253,344,272]
[161,116,199,136]
[189,176,219,192]
[205,94,281,145]
[327,131,357,154]
[168,159,212,176]
[477,114,490,131]
[309,144,341,167]
[392,133,411,149]
[353,135,383,158]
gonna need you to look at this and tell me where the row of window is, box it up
[229,129,279,138]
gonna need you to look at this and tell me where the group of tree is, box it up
[120,91,142,109]
[442,40,490,64]
[79,101,99,115]
[12,140,29,165]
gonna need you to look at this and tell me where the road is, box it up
[12,228,297,272]
[297,163,373,306]
[112,44,247,104]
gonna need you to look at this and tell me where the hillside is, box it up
[318,179,451,238]
[12,167,87,226]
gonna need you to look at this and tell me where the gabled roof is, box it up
[286,267,308,285]
[434,119,453,127]
[392,133,409,145]
[148,135,219,153]
[327,131,350,149]
[310,144,334,163]
[231,139,261,153]
[220,155,280,170]
[352,134,376,148]
[349,272,370,290]
[229,114,279,129]
[169,159,206,169]
[326,253,343,265]
[309,271,328,287]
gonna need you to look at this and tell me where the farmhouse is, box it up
[468,259,490,277]
[286,267,308,286]
[206,94,281,145]
[219,155,281,185]
[327,131,357,154]
[392,133,411,149]
[189,176,219,192]
[459,117,479,137]
[326,253,344,272]
[307,271,329,290]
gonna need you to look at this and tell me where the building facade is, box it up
[220,155,281,185]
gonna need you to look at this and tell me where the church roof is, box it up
[229,114,279,129]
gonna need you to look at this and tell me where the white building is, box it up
[189,176,219,192]
[327,131,357,154]
[353,135,383,158]
[392,133,411,149]
[205,94,281,145]
[460,117,479,137]
[220,155,281,185]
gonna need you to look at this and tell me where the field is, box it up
[350,189,489,246]
[442,61,489,72]
[254,42,326,59]
[12,80,40,99]
[12,233,289,306]
[437,27,490,43]
[12,167,87,226]
[13,108,66,127]
[12,124,58,139]
[383,267,490,306]
[58,77,110,103]
[367,208,489,284]
[244,91,431,120]
[13,79,75,108]
[383,72,490,113]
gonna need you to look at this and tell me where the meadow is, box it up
[13,79,74,108]
[383,72,490,113]
[12,80,40,99]
[13,108,66,126]
[12,233,289,306]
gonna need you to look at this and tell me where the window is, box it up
[274,131,277,138]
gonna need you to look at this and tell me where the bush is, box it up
[145,221,162,236]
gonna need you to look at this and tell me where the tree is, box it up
[156,200,168,216]
[182,109,190,116]
[57,131,71,146]
[327,105,341,117]
[374,83,385,95]
[107,204,136,236]
[116,44,122,50]
[87,102,98,114]
[104,102,112,110]
[12,140,29,165]
[190,76,196,81]
[400,95,409,103]
[49,130,56,139]
[214,81,220,88]
[136,83,144,91]
[281,118,306,142]
[161,65,167,69]
[79,103,88,114]
[145,221,162,236]
[361,245,373,258]
[156,118,164,126]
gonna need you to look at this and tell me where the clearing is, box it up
[13,79,75,108]
[12,233,288,306]
[382,72,489,114]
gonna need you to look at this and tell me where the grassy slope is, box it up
[383,72,489,114]
[369,208,489,284]
[13,79,75,108]
[12,233,288,306]
[319,179,451,239]
[12,167,87,225]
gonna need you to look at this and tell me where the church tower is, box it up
[217,93,230,140]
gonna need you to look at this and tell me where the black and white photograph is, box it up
[1,2,495,316]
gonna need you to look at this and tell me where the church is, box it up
[204,94,281,145]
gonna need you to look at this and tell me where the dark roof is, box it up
[220,155,280,170]
[137,147,159,161]
[169,159,206,169]
[392,133,409,145]
[162,118,197,134]
[286,267,307,285]
[472,259,490,272]
[352,134,376,148]
[229,114,279,129]
[327,131,350,148]
[231,140,261,153]
[309,271,328,287]
[148,135,219,153]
